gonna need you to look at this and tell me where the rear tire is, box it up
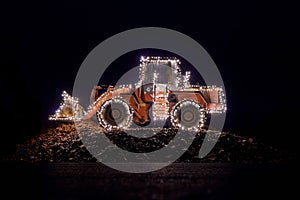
[170,99,206,131]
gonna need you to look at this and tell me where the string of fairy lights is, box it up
[48,91,86,121]
[49,56,227,131]
[170,99,206,131]
[96,97,133,130]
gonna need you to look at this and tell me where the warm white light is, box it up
[49,56,227,132]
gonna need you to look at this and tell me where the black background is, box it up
[1,0,298,157]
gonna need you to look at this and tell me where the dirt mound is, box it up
[11,121,294,163]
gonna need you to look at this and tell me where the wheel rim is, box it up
[97,98,133,129]
[171,100,205,131]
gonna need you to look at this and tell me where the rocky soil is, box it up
[8,121,295,163]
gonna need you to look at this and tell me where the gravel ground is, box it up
[9,121,295,163]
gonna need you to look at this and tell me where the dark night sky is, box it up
[1,0,299,155]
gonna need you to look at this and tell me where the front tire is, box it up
[96,98,133,130]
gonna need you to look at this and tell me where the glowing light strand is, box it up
[49,91,86,121]
[49,56,227,131]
